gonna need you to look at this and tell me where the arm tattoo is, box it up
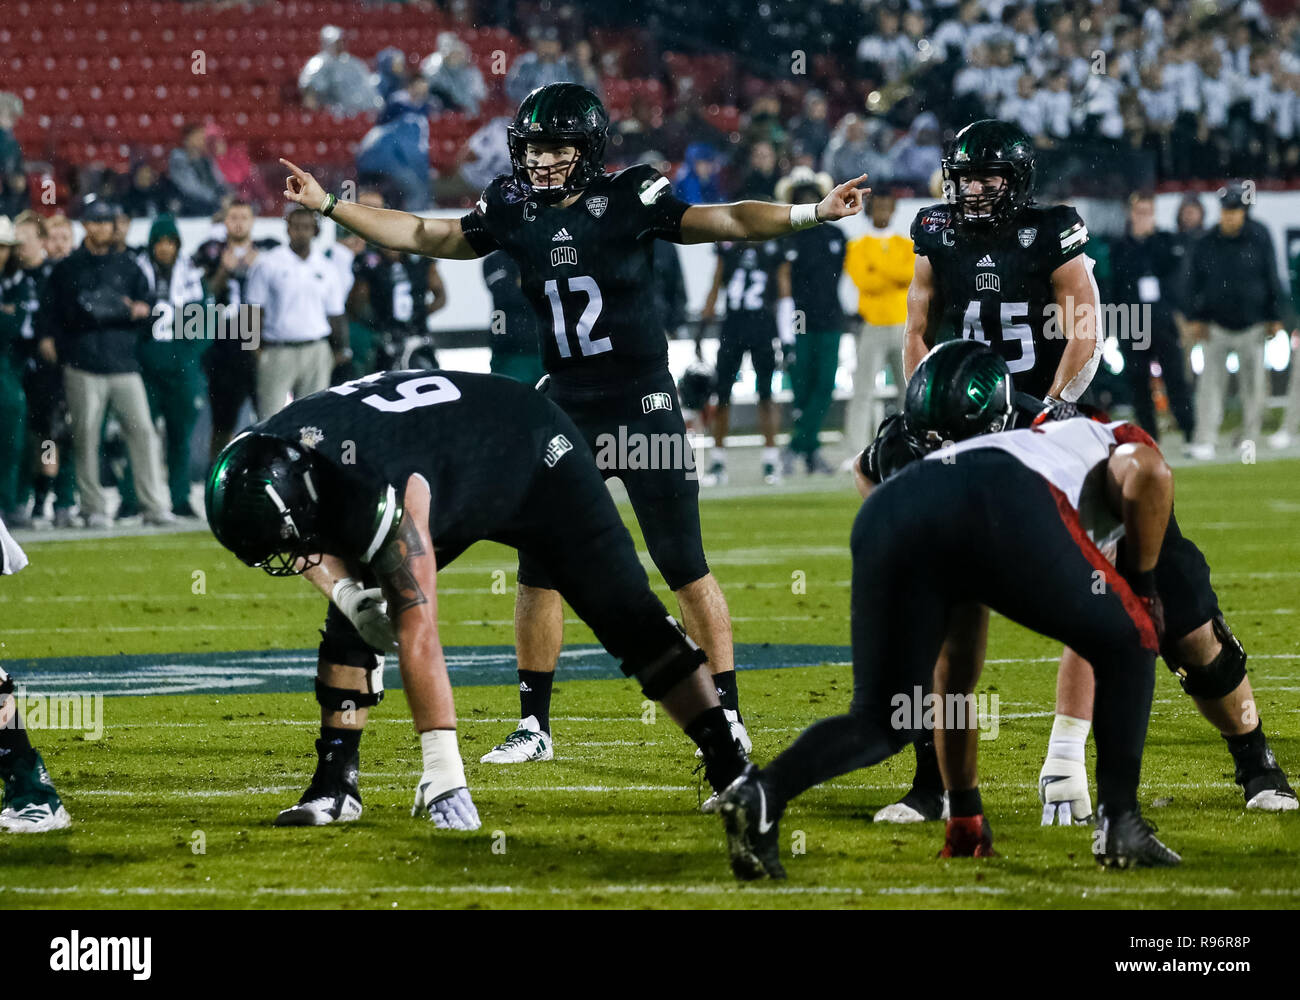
[373,515,429,616]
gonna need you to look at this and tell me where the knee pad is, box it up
[316,636,386,711]
[1167,614,1247,699]
[622,615,707,701]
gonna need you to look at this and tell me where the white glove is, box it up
[331,577,398,653]
[413,783,481,831]
[1039,754,1094,826]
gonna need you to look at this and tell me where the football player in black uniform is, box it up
[717,342,1181,878]
[204,370,751,831]
[860,372,1297,826]
[349,243,446,370]
[278,82,868,776]
[875,118,1106,824]
[700,238,793,485]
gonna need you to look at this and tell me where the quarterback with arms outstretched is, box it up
[279,83,868,777]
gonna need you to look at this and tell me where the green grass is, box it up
[2,460,1298,909]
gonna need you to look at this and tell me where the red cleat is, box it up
[938,815,996,857]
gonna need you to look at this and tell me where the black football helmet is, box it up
[941,119,1035,228]
[204,432,325,576]
[507,83,609,203]
[904,340,1014,451]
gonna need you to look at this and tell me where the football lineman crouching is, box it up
[867,401,1296,829]
[204,369,749,830]
[717,341,1179,878]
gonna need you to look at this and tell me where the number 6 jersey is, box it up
[909,202,1090,399]
[458,165,691,392]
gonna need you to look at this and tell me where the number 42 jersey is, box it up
[910,202,1091,399]
[459,165,691,387]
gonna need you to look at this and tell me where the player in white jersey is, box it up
[0,516,71,832]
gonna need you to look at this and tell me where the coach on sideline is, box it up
[40,196,172,528]
[244,206,348,418]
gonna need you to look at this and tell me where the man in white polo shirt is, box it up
[245,206,348,418]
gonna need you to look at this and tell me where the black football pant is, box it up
[762,450,1158,817]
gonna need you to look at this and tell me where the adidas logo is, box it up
[977,254,995,267]
[519,681,533,692]
[551,228,573,242]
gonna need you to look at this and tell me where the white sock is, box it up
[419,729,467,799]
[762,446,779,465]
[1046,714,1090,762]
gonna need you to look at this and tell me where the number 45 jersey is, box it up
[910,202,1090,399]
[459,165,691,389]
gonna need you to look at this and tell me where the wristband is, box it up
[320,193,337,217]
[790,202,821,230]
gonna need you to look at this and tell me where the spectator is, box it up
[736,141,780,201]
[673,143,725,204]
[120,162,179,219]
[168,123,229,217]
[243,207,347,419]
[572,40,604,99]
[933,0,991,63]
[374,47,412,103]
[44,215,74,262]
[788,90,832,164]
[857,6,914,83]
[887,111,943,190]
[742,94,788,151]
[843,190,913,451]
[11,212,74,527]
[111,208,131,254]
[1185,183,1288,459]
[356,85,433,211]
[0,93,26,218]
[41,197,172,527]
[505,26,581,105]
[1269,238,1300,450]
[333,189,386,374]
[206,124,273,212]
[435,114,512,207]
[421,32,488,115]
[298,25,382,116]
[193,199,279,459]
[1109,192,1195,444]
[130,215,209,517]
[0,217,26,526]
[482,249,544,385]
[775,168,845,476]
[1000,73,1047,142]
[822,114,891,184]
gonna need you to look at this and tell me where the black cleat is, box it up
[718,765,787,880]
[1092,805,1181,868]
[274,740,362,827]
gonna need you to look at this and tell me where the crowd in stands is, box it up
[4,0,1300,220]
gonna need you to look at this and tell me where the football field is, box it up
[2,458,1298,910]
